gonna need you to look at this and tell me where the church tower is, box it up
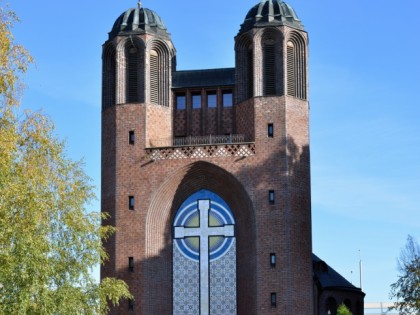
[101,1,315,314]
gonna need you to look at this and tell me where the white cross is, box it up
[174,199,235,315]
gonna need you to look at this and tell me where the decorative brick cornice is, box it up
[145,143,255,160]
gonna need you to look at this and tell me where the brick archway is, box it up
[144,161,257,315]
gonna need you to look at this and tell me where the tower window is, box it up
[269,190,275,204]
[129,196,135,210]
[128,257,134,272]
[150,50,159,104]
[287,42,295,97]
[129,131,135,145]
[271,293,277,307]
[270,253,276,267]
[222,92,233,107]
[176,95,186,110]
[128,299,134,311]
[207,92,217,108]
[127,44,139,103]
[287,34,307,100]
[268,124,274,138]
[264,42,276,95]
[247,47,254,99]
[192,94,201,109]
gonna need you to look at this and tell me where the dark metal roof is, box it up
[313,254,364,294]
[172,68,235,89]
[239,0,304,35]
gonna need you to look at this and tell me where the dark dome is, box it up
[239,0,304,34]
[109,6,169,38]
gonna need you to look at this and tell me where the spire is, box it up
[138,1,142,9]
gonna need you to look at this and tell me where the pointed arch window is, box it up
[287,33,307,100]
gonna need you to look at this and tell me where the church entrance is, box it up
[172,189,237,315]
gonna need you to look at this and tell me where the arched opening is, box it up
[287,32,307,100]
[344,299,352,312]
[235,34,254,103]
[148,41,170,106]
[145,161,257,315]
[326,297,337,315]
[102,43,116,109]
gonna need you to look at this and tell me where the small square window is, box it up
[128,299,134,311]
[207,93,217,108]
[129,196,135,210]
[269,190,275,204]
[270,253,276,267]
[222,92,233,107]
[129,131,135,145]
[268,124,274,138]
[128,257,134,272]
[176,95,186,110]
[271,293,277,307]
[192,94,201,109]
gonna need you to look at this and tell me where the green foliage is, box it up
[337,303,352,315]
[390,235,420,315]
[0,1,33,105]
[0,3,132,314]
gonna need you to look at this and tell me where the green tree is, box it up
[0,3,132,314]
[337,303,352,315]
[390,235,420,315]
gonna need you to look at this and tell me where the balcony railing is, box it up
[148,134,251,148]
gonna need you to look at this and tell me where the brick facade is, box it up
[101,2,364,314]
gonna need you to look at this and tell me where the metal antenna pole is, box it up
[359,249,363,289]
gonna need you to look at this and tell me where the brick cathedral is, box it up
[101,1,365,314]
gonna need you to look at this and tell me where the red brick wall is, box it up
[102,92,312,314]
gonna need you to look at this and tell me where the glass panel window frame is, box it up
[207,92,217,108]
[222,91,233,108]
[192,93,201,109]
[176,94,186,110]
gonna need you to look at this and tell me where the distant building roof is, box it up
[172,68,235,89]
[313,254,365,294]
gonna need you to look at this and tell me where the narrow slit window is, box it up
[129,131,135,145]
[270,253,276,267]
[268,124,274,138]
[128,257,134,272]
[269,190,275,204]
[129,196,135,210]
[271,293,277,307]
[128,299,134,311]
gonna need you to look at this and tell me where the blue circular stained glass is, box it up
[173,190,235,262]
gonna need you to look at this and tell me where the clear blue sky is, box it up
[8,0,420,305]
